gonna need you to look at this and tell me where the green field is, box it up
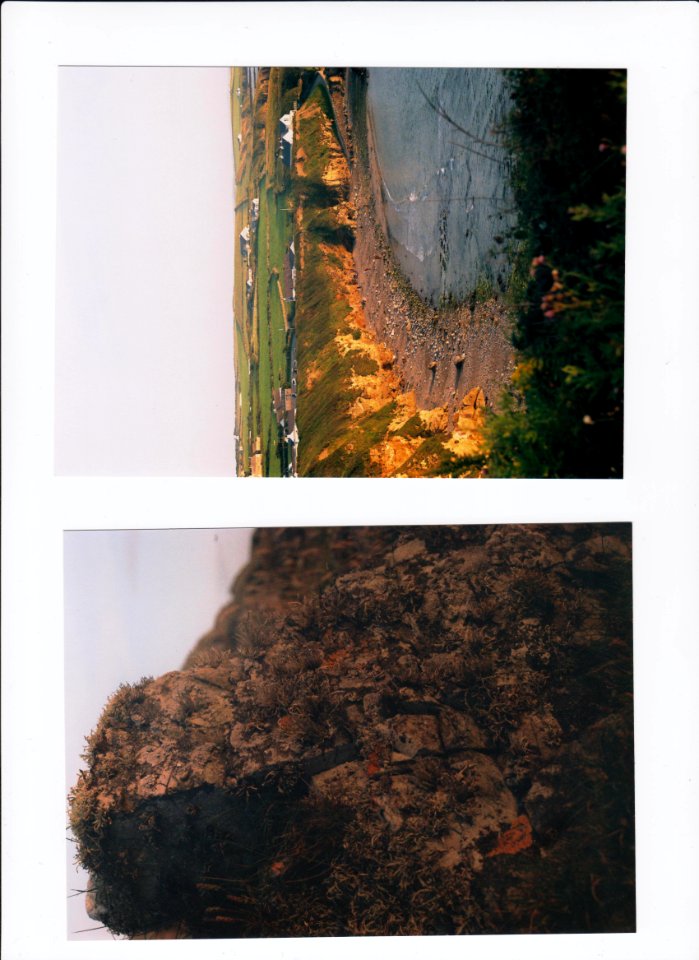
[233,68,298,475]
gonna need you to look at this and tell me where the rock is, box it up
[69,525,634,939]
[391,537,426,564]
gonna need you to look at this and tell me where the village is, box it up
[235,87,298,477]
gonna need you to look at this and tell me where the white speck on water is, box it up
[366,68,516,306]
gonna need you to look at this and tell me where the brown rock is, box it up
[69,524,634,939]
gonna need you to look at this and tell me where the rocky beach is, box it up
[348,70,516,427]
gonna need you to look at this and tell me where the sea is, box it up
[365,68,516,307]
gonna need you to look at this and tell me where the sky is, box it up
[64,527,253,938]
[55,68,235,475]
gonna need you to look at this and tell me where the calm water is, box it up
[366,68,516,306]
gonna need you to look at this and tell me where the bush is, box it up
[482,69,626,478]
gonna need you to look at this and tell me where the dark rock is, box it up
[69,524,634,938]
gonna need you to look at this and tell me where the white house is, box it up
[239,224,251,259]
[279,111,295,167]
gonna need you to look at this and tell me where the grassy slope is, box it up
[267,189,291,384]
[232,67,251,473]
[295,80,472,478]
[294,85,372,475]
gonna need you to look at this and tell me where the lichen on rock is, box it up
[69,524,634,938]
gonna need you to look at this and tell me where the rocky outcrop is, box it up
[69,524,634,938]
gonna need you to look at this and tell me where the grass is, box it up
[292,81,383,474]
[233,69,298,475]
[295,74,475,478]
[234,321,251,473]
[309,400,398,478]
[390,434,456,478]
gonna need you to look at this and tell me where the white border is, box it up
[3,2,699,959]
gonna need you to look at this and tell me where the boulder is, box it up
[69,525,634,938]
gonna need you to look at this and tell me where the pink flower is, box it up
[599,142,609,152]
[543,310,555,319]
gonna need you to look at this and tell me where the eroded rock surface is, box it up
[70,525,634,937]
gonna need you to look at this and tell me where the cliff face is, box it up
[70,524,634,938]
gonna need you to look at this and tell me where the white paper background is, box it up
[55,66,236,476]
[63,527,254,939]
[3,2,699,959]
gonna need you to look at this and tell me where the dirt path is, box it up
[347,74,515,426]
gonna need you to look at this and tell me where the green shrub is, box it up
[484,69,626,478]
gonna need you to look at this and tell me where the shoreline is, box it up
[347,70,515,426]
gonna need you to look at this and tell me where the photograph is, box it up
[55,65,626,478]
[233,67,626,478]
[66,524,634,939]
[55,66,236,477]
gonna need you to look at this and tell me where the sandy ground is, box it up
[347,82,515,427]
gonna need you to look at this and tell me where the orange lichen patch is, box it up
[318,244,361,314]
[387,392,418,431]
[315,238,408,425]
[320,649,349,671]
[349,373,397,402]
[336,333,367,358]
[334,200,355,229]
[323,153,350,189]
[298,97,347,188]
[444,388,486,459]
[444,431,482,460]
[346,396,384,420]
[366,751,382,777]
[295,146,307,177]
[294,199,305,271]
[418,406,449,433]
[486,815,533,858]
[368,434,423,476]
[464,386,486,413]
[250,453,263,477]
